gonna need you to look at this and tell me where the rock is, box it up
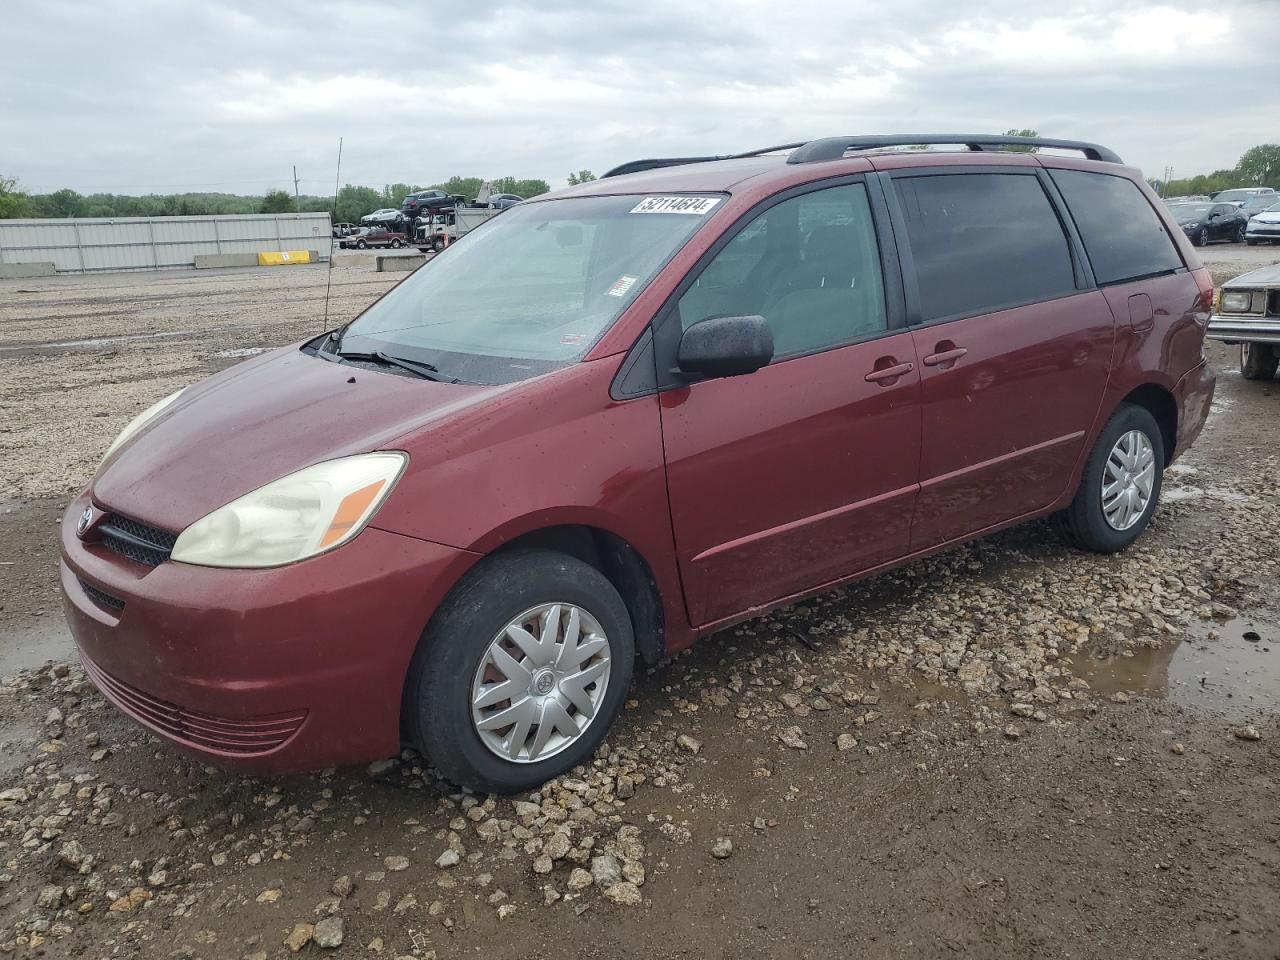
[603,881,642,905]
[836,733,858,752]
[544,831,572,860]
[256,888,282,904]
[1233,725,1262,741]
[591,853,622,887]
[108,887,151,914]
[435,849,460,869]
[1003,724,1023,739]
[616,775,636,799]
[313,917,344,948]
[566,868,593,892]
[367,759,398,778]
[778,726,807,750]
[497,903,517,920]
[384,856,410,872]
[676,734,702,755]
[711,837,733,860]
[1110,691,1131,704]
[1010,702,1035,718]
[1171,742,1185,755]
[542,884,562,905]
[0,787,28,804]
[58,839,89,871]
[284,922,314,952]
[622,860,645,885]
[36,885,63,909]
[532,855,553,875]
[331,875,353,898]
[513,800,541,818]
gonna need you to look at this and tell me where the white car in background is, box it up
[1245,201,1280,246]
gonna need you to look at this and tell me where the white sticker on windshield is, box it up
[630,196,721,215]
[607,275,638,297]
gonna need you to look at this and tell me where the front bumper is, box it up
[1245,224,1280,240]
[1207,314,1280,344]
[60,489,477,774]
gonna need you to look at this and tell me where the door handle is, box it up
[922,346,968,367]
[864,361,914,383]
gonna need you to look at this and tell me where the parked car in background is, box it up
[1237,195,1277,220]
[1170,201,1248,246]
[332,222,358,238]
[1163,194,1209,204]
[337,226,406,249]
[488,193,524,209]
[60,133,1215,793]
[1212,186,1278,207]
[1207,264,1280,377]
[401,190,455,217]
[361,208,401,225]
[1245,201,1280,245]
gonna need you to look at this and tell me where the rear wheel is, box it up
[1194,227,1208,247]
[355,239,367,249]
[1056,404,1164,553]
[390,237,403,248]
[1241,342,1279,380]
[1235,224,1247,243]
[405,549,634,794]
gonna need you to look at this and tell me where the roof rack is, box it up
[601,143,806,179]
[601,134,1122,179]
[786,134,1122,165]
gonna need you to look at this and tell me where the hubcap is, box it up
[470,603,612,764]
[1101,429,1156,531]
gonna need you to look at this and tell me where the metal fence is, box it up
[0,212,332,273]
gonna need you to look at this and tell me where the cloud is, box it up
[1,0,1275,194]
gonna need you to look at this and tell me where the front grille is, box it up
[98,514,177,567]
[77,577,125,613]
[83,658,307,756]
[1269,290,1280,318]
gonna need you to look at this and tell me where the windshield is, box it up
[1214,190,1259,203]
[1175,203,1213,220]
[339,193,720,383]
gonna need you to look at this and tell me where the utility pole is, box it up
[293,165,301,212]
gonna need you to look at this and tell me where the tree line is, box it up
[0,175,554,222]
[1151,144,1279,197]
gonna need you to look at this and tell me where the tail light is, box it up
[1191,268,1215,320]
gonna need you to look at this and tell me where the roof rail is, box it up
[601,142,807,179]
[786,135,1123,165]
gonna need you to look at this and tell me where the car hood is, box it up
[1224,264,1280,288]
[92,345,499,533]
[1251,212,1280,223]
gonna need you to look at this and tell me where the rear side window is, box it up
[1050,170,1182,285]
[892,173,1076,322]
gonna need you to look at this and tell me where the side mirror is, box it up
[677,315,774,379]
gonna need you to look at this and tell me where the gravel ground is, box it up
[1,254,1278,959]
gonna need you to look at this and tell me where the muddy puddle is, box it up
[0,616,73,677]
[1071,616,1280,719]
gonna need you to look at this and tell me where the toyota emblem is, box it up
[77,507,93,537]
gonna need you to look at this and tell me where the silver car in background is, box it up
[1208,264,1280,379]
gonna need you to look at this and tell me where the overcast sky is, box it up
[3,0,1277,196]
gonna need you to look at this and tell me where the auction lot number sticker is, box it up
[630,196,722,215]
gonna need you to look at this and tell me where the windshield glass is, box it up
[1175,203,1212,220]
[339,194,720,383]
[1214,190,1259,203]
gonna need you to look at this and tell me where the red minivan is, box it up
[60,135,1216,793]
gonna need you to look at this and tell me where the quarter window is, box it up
[892,173,1077,322]
[677,183,886,359]
[1050,169,1183,285]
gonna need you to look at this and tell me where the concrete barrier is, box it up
[377,253,427,273]
[0,262,56,279]
[194,253,259,269]
[258,250,312,266]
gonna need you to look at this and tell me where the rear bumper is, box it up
[60,489,477,774]
[1172,358,1215,462]
[1207,315,1280,344]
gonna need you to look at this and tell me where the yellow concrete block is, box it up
[257,250,311,266]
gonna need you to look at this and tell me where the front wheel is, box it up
[405,549,634,794]
[355,239,367,249]
[1056,404,1164,553]
[1241,342,1279,380]
[1194,227,1208,247]
[1235,224,1246,243]
[432,238,445,253]
[390,238,403,248]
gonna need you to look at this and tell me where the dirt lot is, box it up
[1,252,1278,960]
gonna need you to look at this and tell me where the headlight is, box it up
[1220,290,1264,314]
[101,390,184,464]
[171,453,407,568]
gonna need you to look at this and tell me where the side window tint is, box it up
[893,173,1077,322]
[1050,169,1182,285]
[677,183,886,359]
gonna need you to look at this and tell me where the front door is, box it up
[886,169,1115,549]
[658,180,922,626]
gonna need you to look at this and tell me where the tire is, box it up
[432,238,445,253]
[355,239,367,249]
[405,549,635,794]
[391,238,403,248]
[1241,342,1279,381]
[1194,228,1208,247]
[1235,224,1246,243]
[1056,404,1164,554]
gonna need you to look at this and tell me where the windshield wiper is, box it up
[317,343,450,382]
